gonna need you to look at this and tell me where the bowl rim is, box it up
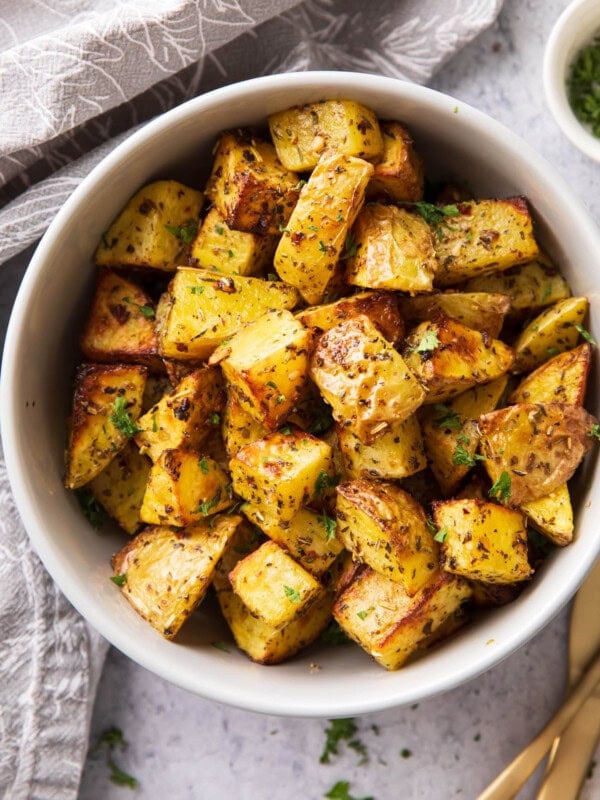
[3,70,600,717]
[543,0,600,162]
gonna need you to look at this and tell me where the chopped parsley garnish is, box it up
[434,527,448,543]
[209,412,221,425]
[152,412,159,433]
[110,573,128,586]
[294,179,307,191]
[540,283,552,302]
[400,748,413,759]
[189,285,205,295]
[211,640,230,653]
[425,517,437,535]
[228,249,234,259]
[122,296,155,318]
[357,607,374,621]
[452,444,485,467]
[276,393,286,404]
[308,408,333,435]
[320,620,351,646]
[341,233,358,259]
[284,585,302,603]
[412,201,461,238]
[266,380,278,389]
[76,488,105,528]
[199,457,210,474]
[433,404,462,430]
[93,727,138,790]
[547,346,560,356]
[321,718,361,764]
[308,224,319,232]
[568,35,600,138]
[318,240,328,253]
[410,330,440,354]
[489,470,512,504]
[165,218,198,244]
[322,510,337,541]
[279,425,292,435]
[573,322,597,345]
[314,470,340,497]
[215,224,224,235]
[267,272,280,281]
[324,781,373,800]
[196,489,221,517]
[589,423,600,441]
[110,396,142,438]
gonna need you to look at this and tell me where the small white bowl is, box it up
[544,0,600,162]
[3,71,600,717]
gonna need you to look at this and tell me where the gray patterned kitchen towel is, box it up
[0,2,504,798]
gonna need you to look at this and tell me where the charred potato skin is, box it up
[298,291,404,345]
[367,120,424,202]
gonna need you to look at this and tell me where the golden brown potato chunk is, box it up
[346,204,437,294]
[210,309,312,431]
[402,315,514,404]
[433,498,532,584]
[268,99,383,171]
[521,484,574,546]
[509,344,592,405]
[190,206,277,276]
[95,180,203,270]
[274,152,373,304]
[89,442,151,534]
[367,120,424,202]
[157,267,299,361]
[298,291,404,345]
[80,271,160,369]
[229,429,334,523]
[335,479,439,595]
[204,129,299,234]
[112,515,242,638]
[65,363,147,489]
[397,291,511,339]
[310,315,426,444]
[221,392,269,460]
[434,198,539,286]
[333,567,471,670]
[136,367,224,462]
[479,402,597,504]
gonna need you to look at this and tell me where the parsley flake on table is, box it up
[323,780,374,800]
[92,726,138,790]
[110,396,141,438]
[489,470,512,504]
[320,718,369,766]
[108,759,138,789]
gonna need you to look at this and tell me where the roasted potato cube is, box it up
[402,316,514,404]
[112,515,241,638]
[205,129,299,235]
[337,414,426,481]
[298,291,404,344]
[434,198,539,287]
[80,271,160,368]
[89,442,151,534]
[333,567,471,670]
[222,393,269,459]
[521,484,574,546]
[209,309,312,431]
[214,527,333,663]
[420,377,508,496]
[65,363,147,489]
[509,343,592,405]
[230,429,334,523]
[463,257,571,319]
[433,498,532,584]
[397,291,511,339]
[512,296,589,374]
[95,180,203,270]
[470,580,523,608]
[268,99,383,171]
[286,379,334,435]
[140,449,233,526]
[336,480,439,595]
[345,204,437,294]
[274,152,373,304]
[158,267,299,361]
[190,207,277,276]
[229,540,324,629]
[241,504,343,577]
[136,367,224,461]
[367,120,424,202]
[310,315,426,444]
[479,402,597,504]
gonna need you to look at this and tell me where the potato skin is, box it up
[367,120,424,202]
[397,291,511,339]
[298,291,404,345]
[479,402,597,504]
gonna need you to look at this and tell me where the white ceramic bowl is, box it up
[544,0,600,162]
[3,71,600,717]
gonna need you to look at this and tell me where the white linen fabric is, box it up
[0,1,504,798]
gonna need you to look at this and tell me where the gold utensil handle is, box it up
[477,648,600,800]
[535,690,600,800]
